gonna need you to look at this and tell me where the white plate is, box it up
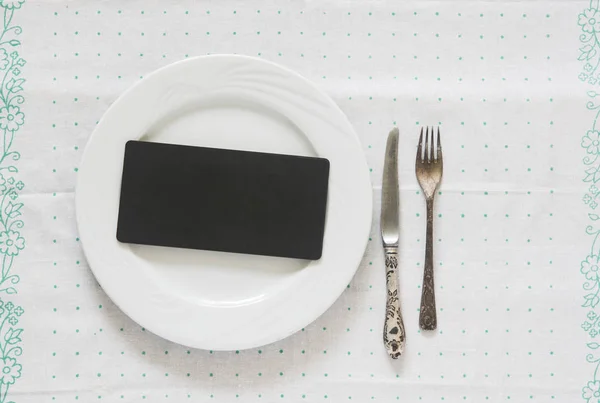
[75,55,372,351]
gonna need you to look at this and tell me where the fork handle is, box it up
[419,198,437,330]
[383,246,406,358]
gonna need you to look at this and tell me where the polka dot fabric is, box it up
[16,1,590,402]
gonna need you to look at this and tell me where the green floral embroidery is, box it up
[0,231,23,257]
[579,2,600,401]
[0,107,23,133]
[580,8,600,34]
[0,0,28,400]
[581,90,600,402]
[582,311,600,338]
[0,298,23,399]
[579,2,600,84]
[0,0,23,11]
[584,130,600,155]
[584,380,600,402]
[0,0,26,299]
[583,255,600,282]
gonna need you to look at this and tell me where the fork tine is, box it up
[424,127,430,162]
[417,127,423,162]
[436,127,442,162]
[431,127,436,161]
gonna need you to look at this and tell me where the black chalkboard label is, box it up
[116,141,329,260]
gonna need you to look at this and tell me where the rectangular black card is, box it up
[116,141,329,260]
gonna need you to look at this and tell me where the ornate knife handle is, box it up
[383,247,406,359]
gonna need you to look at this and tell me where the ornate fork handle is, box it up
[419,198,437,330]
[384,246,406,358]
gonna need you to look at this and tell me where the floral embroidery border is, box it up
[0,0,28,400]
[579,1,600,401]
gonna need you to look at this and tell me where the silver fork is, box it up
[415,127,443,330]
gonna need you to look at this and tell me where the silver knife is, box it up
[381,128,406,359]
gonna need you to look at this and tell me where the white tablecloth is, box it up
[7,0,595,401]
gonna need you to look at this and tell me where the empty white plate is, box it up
[76,55,372,350]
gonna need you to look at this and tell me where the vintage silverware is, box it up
[415,127,443,330]
[381,128,406,358]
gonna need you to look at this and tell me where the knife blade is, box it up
[381,128,399,247]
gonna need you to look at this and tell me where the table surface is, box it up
[6,0,595,401]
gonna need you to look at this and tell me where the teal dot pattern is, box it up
[21,1,585,402]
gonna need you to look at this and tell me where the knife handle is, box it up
[383,246,406,358]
